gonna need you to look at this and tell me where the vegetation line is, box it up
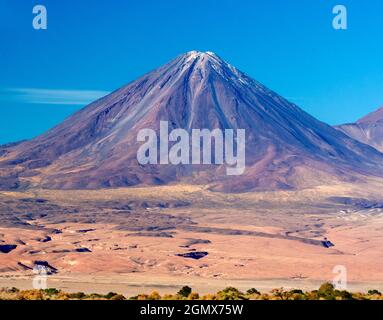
[1,283,382,300]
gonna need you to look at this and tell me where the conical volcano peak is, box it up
[2,51,383,192]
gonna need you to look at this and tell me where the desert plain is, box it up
[1,178,383,296]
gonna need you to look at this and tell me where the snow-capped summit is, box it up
[184,50,218,58]
[181,50,227,70]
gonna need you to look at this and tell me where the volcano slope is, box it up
[1,51,383,192]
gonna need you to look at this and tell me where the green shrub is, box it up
[318,283,335,294]
[368,290,381,296]
[270,288,290,300]
[104,292,119,299]
[178,286,192,298]
[87,293,104,299]
[318,283,336,300]
[148,291,161,300]
[247,288,260,295]
[110,294,126,300]
[67,292,86,299]
[217,287,247,300]
[334,290,353,300]
[188,292,200,300]
[43,288,60,296]
[289,289,304,295]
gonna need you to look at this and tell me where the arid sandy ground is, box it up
[1,181,383,294]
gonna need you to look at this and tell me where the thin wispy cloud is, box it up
[1,88,110,105]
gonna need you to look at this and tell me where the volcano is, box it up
[336,106,383,153]
[1,51,383,192]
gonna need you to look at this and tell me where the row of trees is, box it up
[0,283,382,300]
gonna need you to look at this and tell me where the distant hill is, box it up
[336,106,383,153]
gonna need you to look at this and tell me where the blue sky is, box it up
[1,0,383,144]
